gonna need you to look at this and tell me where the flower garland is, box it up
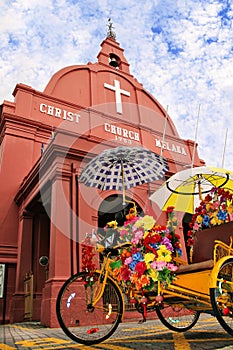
[81,235,96,272]
[166,206,182,256]
[187,187,233,247]
[109,208,182,292]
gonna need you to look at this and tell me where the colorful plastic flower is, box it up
[83,207,182,294]
[157,245,172,262]
[188,187,233,248]
[135,215,156,231]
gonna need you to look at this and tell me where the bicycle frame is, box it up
[91,245,125,315]
[158,238,233,312]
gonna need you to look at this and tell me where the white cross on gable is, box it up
[104,79,130,114]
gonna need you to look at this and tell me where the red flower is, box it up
[120,266,131,281]
[195,207,202,214]
[144,233,161,253]
[135,261,147,277]
[187,238,194,247]
[189,222,194,229]
[204,194,212,201]
[153,225,167,232]
[166,206,175,213]
[131,247,138,254]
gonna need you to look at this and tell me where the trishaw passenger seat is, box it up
[176,259,214,274]
[175,221,233,274]
[192,221,233,263]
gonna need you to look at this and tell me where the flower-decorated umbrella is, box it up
[150,166,233,214]
[79,146,169,204]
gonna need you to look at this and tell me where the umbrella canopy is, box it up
[150,166,233,214]
[79,146,169,204]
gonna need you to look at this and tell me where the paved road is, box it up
[1,314,233,350]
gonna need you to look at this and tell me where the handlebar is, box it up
[96,241,132,256]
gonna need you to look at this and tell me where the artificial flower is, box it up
[157,245,172,262]
[135,215,156,231]
[124,256,133,265]
[106,220,118,229]
[148,268,159,281]
[188,187,233,248]
[135,261,147,276]
[83,208,182,294]
[144,252,155,267]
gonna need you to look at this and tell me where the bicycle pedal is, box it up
[138,318,146,323]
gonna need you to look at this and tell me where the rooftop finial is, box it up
[107,18,116,40]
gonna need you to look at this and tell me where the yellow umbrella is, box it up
[150,166,233,214]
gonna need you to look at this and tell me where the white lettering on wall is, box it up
[104,123,140,143]
[39,103,80,123]
[155,138,187,155]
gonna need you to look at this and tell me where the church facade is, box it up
[0,30,204,327]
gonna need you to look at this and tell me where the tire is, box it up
[210,258,233,336]
[156,303,200,332]
[56,271,123,345]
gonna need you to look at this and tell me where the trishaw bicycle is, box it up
[56,221,233,345]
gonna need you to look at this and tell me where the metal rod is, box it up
[191,104,201,167]
[160,105,169,156]
[121,161,126,205]
[221,128,228,168]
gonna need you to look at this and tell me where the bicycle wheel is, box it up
[56,271,123,345]
[156,303,200,332]
[210,258,233,336]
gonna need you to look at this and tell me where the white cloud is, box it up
[0,0,233,169]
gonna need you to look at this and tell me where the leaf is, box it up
[110,260,122,270]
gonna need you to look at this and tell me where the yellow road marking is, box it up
[10,325,38,332]
[99,344,135,349]
[15,338,74,348]
[187,338,233,343]
[0,345,16,350]
[122,325,165,332]
[173,333,191,350]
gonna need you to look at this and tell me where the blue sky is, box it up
[1,0,233,169]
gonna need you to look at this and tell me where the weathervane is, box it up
[107,18,116,40]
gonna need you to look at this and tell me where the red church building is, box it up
[0,26,204,327]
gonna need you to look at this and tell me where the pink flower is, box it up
[167,263,178,271]
[124,256,133,265]
[120,229,129,238]
[132,230,144,244]
[151,260,166,271]
[213,201,220,209]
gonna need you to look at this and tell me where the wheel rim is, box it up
[156,304,200,332]
[210,259,233,335]
[56,272,123,345]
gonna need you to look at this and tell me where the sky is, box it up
[1,0,233,169]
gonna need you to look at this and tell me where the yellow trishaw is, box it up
[56,219,233,345]
[156,221,233,334]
